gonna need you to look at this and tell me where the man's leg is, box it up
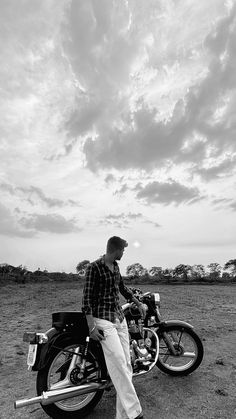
[94,317,142,419]
[116,318,141,419]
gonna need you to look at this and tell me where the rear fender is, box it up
[32,327,60,371]
[33,329,106,372]
[33,328,86,371]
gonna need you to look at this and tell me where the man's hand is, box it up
[90,326,105,341]
[131,294,147,319]
[86,314,105,341]
[137,303,147,319]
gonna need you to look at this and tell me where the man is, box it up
[82,236,146,419]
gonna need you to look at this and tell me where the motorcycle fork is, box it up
[162,332,178,355]
[155,311,178,356]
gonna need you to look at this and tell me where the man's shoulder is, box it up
[89,257,104,269]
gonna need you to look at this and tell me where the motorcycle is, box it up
[14,288,204,418]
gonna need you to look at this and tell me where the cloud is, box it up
[144,220,161,228]
[211,197,232,206]
[100,212,143,228]
[63,0,138,141]
[134,179,202,206]
[17,186,66,207]
[0,201,80,237]
[104,174,115,183]
[76,2,236,180]
[83,105,185,171]
[99,211,161,228]
[0,183,80,208]
[115,183,129,195]
[193,155,236,181]
[0,183,14,194]
[210,196,236,212]
[2,0,233,184]
[0,203,34,237]
[19,213,80,234]
[229,201,236,211]
[0,0,76,167]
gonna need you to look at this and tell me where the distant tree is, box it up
[12,265,28,277]
[0,264,10,274]
[76,260,90,276]
[149,266,162,277]
[173,264,192,281]
[162,268,174,283]
[126,263,147,278]
[207,263,222,281]
[221,271,231,282]
[191,264,206,281]
[0,263,13,277]
[224,259,236,277]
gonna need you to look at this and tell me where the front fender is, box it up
[155,320,194,333]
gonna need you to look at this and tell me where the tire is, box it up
[156,326,204,376]
[36,339,105,419]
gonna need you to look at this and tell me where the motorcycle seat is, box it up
[52,311,89,335]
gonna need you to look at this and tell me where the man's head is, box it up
[106,236,128,260]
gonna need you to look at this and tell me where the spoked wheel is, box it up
[156,326,204,376]
[37,340,105,419]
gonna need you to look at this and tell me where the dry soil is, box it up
[0,281,235,419]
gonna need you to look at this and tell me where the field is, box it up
[0,281,235,419]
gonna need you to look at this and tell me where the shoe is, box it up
[134,414,144,419]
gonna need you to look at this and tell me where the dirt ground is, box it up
[0,281,235,419]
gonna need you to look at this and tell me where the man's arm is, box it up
[119,276,134,301]
[119,277,147,318]
[81,264,95,319]
[82,264,104,341]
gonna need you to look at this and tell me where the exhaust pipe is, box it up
[15,381,107,409]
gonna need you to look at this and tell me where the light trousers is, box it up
[93,317,142,419]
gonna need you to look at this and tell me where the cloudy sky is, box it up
[1,0,236,274]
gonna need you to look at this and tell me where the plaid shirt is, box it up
[81,256,133,323]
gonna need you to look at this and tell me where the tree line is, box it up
[1,258,235,284]
[76,259,236,284]
[0,264,77,283]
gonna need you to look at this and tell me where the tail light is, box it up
[23,332,48,344]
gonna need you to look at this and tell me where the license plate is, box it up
[27,344,37,367]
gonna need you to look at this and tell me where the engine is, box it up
[128,319,158,373]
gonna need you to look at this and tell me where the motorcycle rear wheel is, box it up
[156,326,203,376]
[36,339,105,419]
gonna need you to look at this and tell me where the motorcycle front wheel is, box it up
[36,339,105,419]
[156,326,204,376]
